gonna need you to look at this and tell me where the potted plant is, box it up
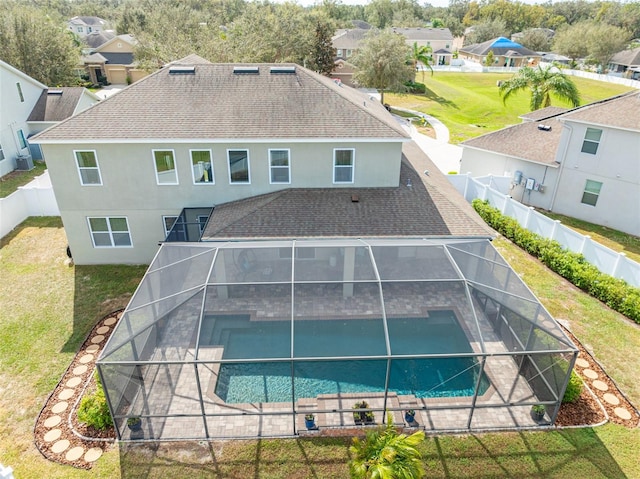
[531,404,545,421]
[127,416,142,431]
[404,409,416,424]
[353,401,375,425]
[305,414,316,430]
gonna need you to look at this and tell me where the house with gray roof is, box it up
[81,34,147,85]
[67,16,109,38]
[608,47,640,79]
[0,59,98,177]
[32,57,492,264]
[460,37,541,67]
[460,91,640,236]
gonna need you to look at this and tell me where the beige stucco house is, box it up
[82,34,148,85]
[460,92,640,236]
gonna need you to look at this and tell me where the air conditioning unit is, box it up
[16,153,34,171]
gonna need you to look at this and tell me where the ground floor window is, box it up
[88,217,132,247]
[581,179,602,206]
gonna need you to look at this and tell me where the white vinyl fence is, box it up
[0,170,59,239]
[449,174,640,288]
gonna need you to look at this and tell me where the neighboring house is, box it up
[540,52,571,65]
[67,16,109,38]
[460,92,640,236]
[460,37,541,67]
[608,47,640,79]
[81,34,148,85]
[0,59,99,178]
[31,56,493,265]
[331,27,455,85]
[82,30,117,53]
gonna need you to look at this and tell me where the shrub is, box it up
[77,373,113,430]
[563,370,583,403]
[403,80,426,94]
[472,199,640,324]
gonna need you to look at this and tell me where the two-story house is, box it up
[331,27,455,86]
[67,16,109,38]
[459,91,640,236]
[32,56,493,265]
[81,34,148,85]
[0,59,99,178]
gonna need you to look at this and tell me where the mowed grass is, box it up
[387,72,634,143]
[0,160,47,198]
[1,219,640,478]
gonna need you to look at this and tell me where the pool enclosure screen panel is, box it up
[98,239,578,440]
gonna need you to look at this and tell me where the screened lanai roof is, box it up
[100,238,576,364]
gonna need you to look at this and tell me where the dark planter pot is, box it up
[127,420,142,431]
[531,408,545,421]
[305,418,316,429]
[405,412,416,423]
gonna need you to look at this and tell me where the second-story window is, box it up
[333,148,354,184]
[581,128,602,155]
[228,149,250,184]
[191,149,214,184]
[153,149,178,184]
[269,149,290,184]
[75,150,102,185]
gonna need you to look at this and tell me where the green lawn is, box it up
[0,160,47,198]
[386,73,634,144]
[1,218,640,478]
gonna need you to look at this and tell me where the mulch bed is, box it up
[34,311,639,469]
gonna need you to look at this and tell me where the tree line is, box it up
[1,0,639,86]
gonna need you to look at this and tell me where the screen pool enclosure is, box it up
[97,238,578,440]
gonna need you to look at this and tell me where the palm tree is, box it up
[349,414,425,479]
[409,42,433,83]
[499,63,580,111]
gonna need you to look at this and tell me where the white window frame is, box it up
[333,148,355,184]
[581,179,603,207]
[269,148,291,184]
[152,149,178,185]
[17,129,27,150]
[581,128,602,155]
[227,149,251,184]
[87,216,133,248]
[162,215,179,237]
[337,49,343,57]
[190,149,214,185]
[74,150,103,186]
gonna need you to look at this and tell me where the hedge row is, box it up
[472,199,640,324]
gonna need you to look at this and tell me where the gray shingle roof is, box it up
[33,62,409,142]
[519,107,568,122]
[83,31,116,49]
[27,88,86,122]
[100,52,134,65]
[202,141,493,240]
[332,29,369,49]
[390,27,453,41]
[560,91,640,131]
[462,119,563,166]
[609,47,640,67]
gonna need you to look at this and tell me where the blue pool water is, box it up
[201,312,489,403]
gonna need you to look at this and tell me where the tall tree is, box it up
[499,64,580,111]
[351,30,414,103]
[519,28,553,52]
[349,414,426,479]
[308,18,336,75]
[553,21,630,70]
[463,18,508,45]
[0,5,81,86]
[409,41,433,82]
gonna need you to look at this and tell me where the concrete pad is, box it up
[86,344,100,353]
[91,335,105,344]
[603,393,620,405]
[84,447,103,462]
[44,415,62,428]
[96,326,110,335]
[592,380,609,391]
[79,354,94,364]
[66,446,85,461]
[58,389,75,400]
[614,407,632,420]
[575,358,589,368]
[73,365,88,375]
[51,439,70,454]
[51,402,68,414]
[66,377,81,388]
[44,429,62,442]
[582,369,598,379]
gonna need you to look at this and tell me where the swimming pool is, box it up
[201,312,489,403]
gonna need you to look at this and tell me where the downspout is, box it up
[549,123,573,211]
